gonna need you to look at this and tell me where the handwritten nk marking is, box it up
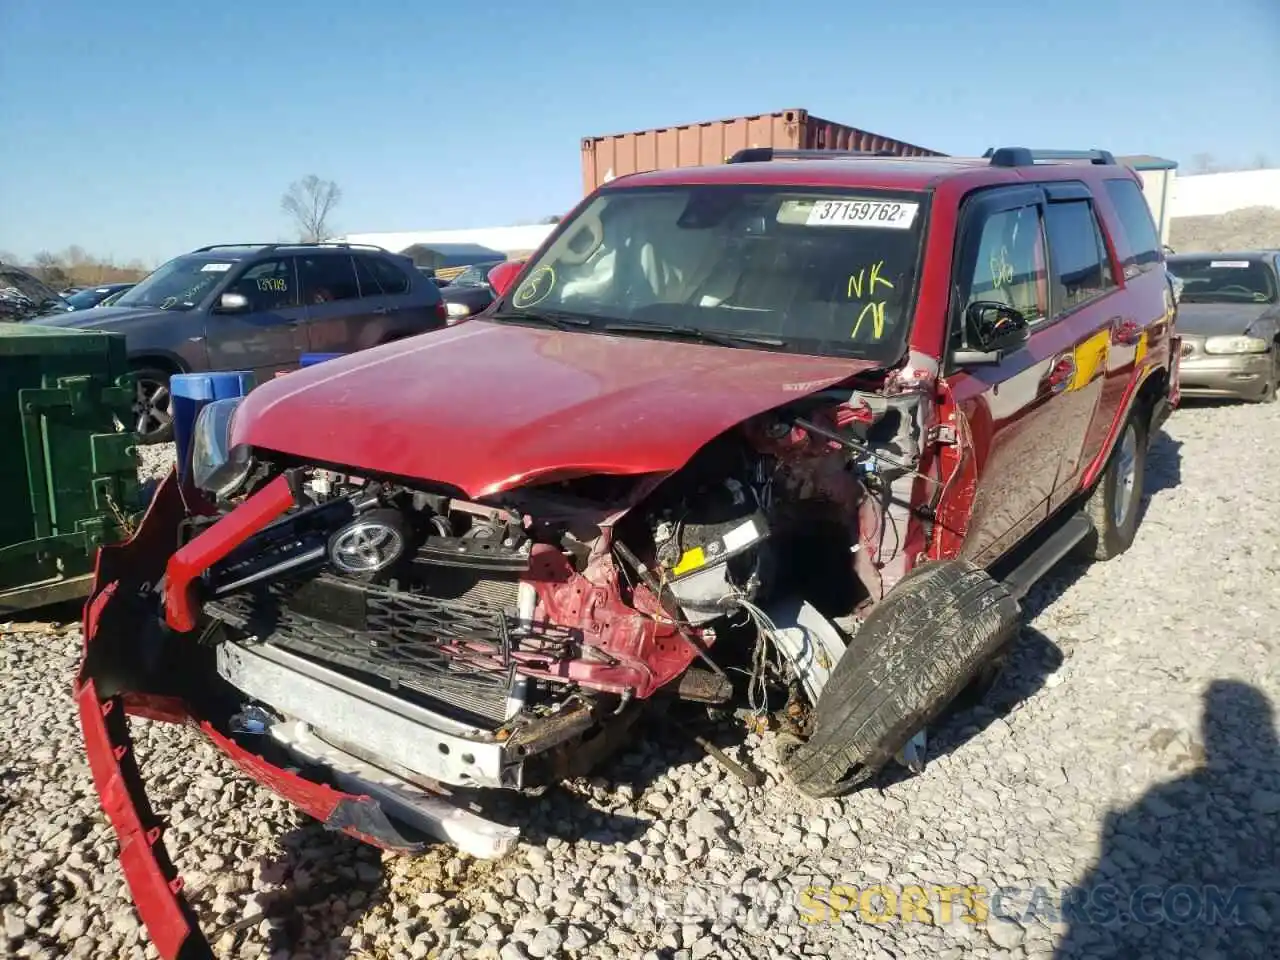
[848,261,895,339]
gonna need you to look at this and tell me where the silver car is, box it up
[1168,251,1280,402]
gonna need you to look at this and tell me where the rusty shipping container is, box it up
[581,108,945,194]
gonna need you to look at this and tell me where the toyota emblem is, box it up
[328,516,405,574]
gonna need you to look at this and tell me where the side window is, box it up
[1103,179,1161,276]
[959,203,1048,338]
[299,255,359,304]
[225,258,298,311]
[352,255,384,297]
[369,256,410,295]
[1043,200,1114,315]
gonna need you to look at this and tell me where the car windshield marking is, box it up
[602,320,785,349]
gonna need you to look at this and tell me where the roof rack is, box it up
[984,148,1117,167]
[727,147,903,164]
[192,241,388,253]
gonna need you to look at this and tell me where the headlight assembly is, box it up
[445,301,473,324]
[191,397,255,497]
[1203,335,1269,355]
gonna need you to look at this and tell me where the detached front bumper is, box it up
[1177,351,1273,400]
[74,472,513,960]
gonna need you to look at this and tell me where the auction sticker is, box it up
[201,262,233,272]
[779,199,919,230]
[1209,260,1250,268]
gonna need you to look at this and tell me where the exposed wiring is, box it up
[729,592,785,715]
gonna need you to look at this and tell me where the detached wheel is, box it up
[783,560,1020,799]
[1080,412,1146,560]
[130,366,174,445]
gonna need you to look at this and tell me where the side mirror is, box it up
[215,292,250,314]
[487,261,524,298]
[953,301,1030,365]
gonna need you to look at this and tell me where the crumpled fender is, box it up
[75,470,426,960]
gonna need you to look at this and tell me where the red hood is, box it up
[233,321,876,497]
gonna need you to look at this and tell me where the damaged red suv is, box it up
[77,146,1178,957]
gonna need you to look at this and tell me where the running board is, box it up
[267,719,520,860]
[998,514,1092,602]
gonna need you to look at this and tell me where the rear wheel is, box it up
[782,560,1020,798]
[1080,412,1146,561]
[130,366,174,445]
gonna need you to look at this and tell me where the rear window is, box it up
[1044,200,1115,313]
[369,256,410,295]
[1169,257,1278,304]
[1104,179,1162,275]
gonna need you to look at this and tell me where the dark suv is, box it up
[35,242,447,442]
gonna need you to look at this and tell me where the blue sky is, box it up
[2,0,1277,264]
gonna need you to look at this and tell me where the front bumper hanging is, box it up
[74,471,516,959]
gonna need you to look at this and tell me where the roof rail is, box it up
[192,243,277,252]
[984,148,1117,167]
[192,241,388,253]
[727,147,902,164]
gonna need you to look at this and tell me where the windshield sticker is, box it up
[513,266,555,309]
[779,199,919,230]
[201,262,233,272]
[1208,260,1250,269]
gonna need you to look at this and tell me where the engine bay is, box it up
[192,385,934,789]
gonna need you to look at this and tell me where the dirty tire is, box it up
[783,560,1020,799]
[1080,412,1147,561]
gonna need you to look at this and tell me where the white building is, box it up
[341,224,556,263]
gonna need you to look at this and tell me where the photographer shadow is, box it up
[1054,680,1278,958]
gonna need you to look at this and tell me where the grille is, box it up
[206,573,574,725]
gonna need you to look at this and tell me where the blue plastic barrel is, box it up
[170,372,255,483]
[300,352,345,367]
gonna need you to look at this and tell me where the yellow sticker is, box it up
[1071,329,1110,391]
[672,546,706,576]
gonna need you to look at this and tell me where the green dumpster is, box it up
[0,323,140,615]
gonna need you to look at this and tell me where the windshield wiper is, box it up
[489,308,592,331]
[602,320,784,349]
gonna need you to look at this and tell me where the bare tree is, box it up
[1191,152,1215,174]
[1254,153,1272,170]
[538,214,562,224]
[281,175,343,242]
[32,251,70,288]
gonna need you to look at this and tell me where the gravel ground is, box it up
[3,401,1278,960]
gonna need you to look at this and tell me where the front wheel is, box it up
[782,560,1021,798]
[1080,412,1147,561]
[130,366,174,445]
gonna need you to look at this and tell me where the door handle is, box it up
[1047,354,1076,393]
[1111,317,1142,345]
[372,306,390,316]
